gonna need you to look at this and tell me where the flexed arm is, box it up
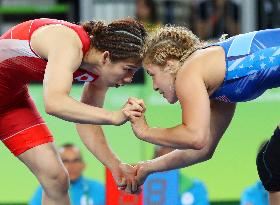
[134,100,236,187]
[131,64,212,149]
[31,24,140,125]
[76,82,140,188]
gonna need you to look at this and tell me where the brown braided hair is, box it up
[81,18,147,63]
[141,25,203,75]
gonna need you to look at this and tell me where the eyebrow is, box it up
[126,65,140,70]
[126,65,138,68]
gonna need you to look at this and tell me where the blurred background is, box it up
[0,0,280,204]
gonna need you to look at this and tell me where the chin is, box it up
[166,96,178,104]
[108,82,117,87]
[169,99,178,104]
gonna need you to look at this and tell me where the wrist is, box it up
[107,158,122,171]
[109,111,119,125]
[141,160,156,175]
[141,126,152,141]
[109,111,116,125]
[110,110,126,126]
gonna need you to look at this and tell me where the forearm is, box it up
[143,124,207,150]
[45,94,114,125]
[144,101,236,174]
[146,147,210,173]
[76,124,121,169]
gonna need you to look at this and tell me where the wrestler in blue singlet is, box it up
[210,29,280,102]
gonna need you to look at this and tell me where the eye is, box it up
[147,71,154,77]
[125,66,138,74]
[124,66,132,71]
[124,67,132,72]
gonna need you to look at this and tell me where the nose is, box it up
[123,75,133,83]
[153,81,159,91]
[123,70,136,83]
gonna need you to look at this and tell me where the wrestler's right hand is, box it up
[111,97,145,126]
[120,161,150,195]
[111,162,137,192]
[134,161,151,188]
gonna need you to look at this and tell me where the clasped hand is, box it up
[113,97,151,194]
[113,161,150,194]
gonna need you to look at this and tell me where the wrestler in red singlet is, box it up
[0,18,98,156]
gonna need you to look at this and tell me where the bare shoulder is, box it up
[178,46,226,94]
[175,57,207,102]
[185,46,225,72]
[30,24,83,59]
[175,51,205,95]
[197,46,225,58]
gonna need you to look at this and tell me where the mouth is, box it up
[115,84,124,88]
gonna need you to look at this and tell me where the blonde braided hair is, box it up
[141,25,203,75]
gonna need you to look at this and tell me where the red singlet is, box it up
[0,18,98,156]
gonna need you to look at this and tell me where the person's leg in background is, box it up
[256,125,280,205]
[18,142,71,205]
[269,192,280,205]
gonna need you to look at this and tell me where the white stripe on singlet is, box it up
[0,39,38,63]
[29,20,34,35]
[1,123,46,141]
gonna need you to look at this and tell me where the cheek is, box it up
[161,79,171,92]
[161,83,169,92]
[109,70,121,80]
[113,68,125,78]
[165,80,176,96]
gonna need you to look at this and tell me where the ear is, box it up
[165,59,180,73]
[164,59,174,73]
[101,51,110,65]
[166,59,175,67]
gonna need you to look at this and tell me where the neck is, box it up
[83,47,100,64]
[82,48,102,75]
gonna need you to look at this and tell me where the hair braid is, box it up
[81,18,147,62]
[141,25,203,74]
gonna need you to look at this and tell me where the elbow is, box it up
[186,146,215,165]
[199,145,216,162]
[191,132,209,150]
[44,99,61,116]
[201,149,214,162]
[45,105,57,116]
[43,89,68,116]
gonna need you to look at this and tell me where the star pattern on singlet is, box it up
[226,47,280,80]
[212,29,280,103]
